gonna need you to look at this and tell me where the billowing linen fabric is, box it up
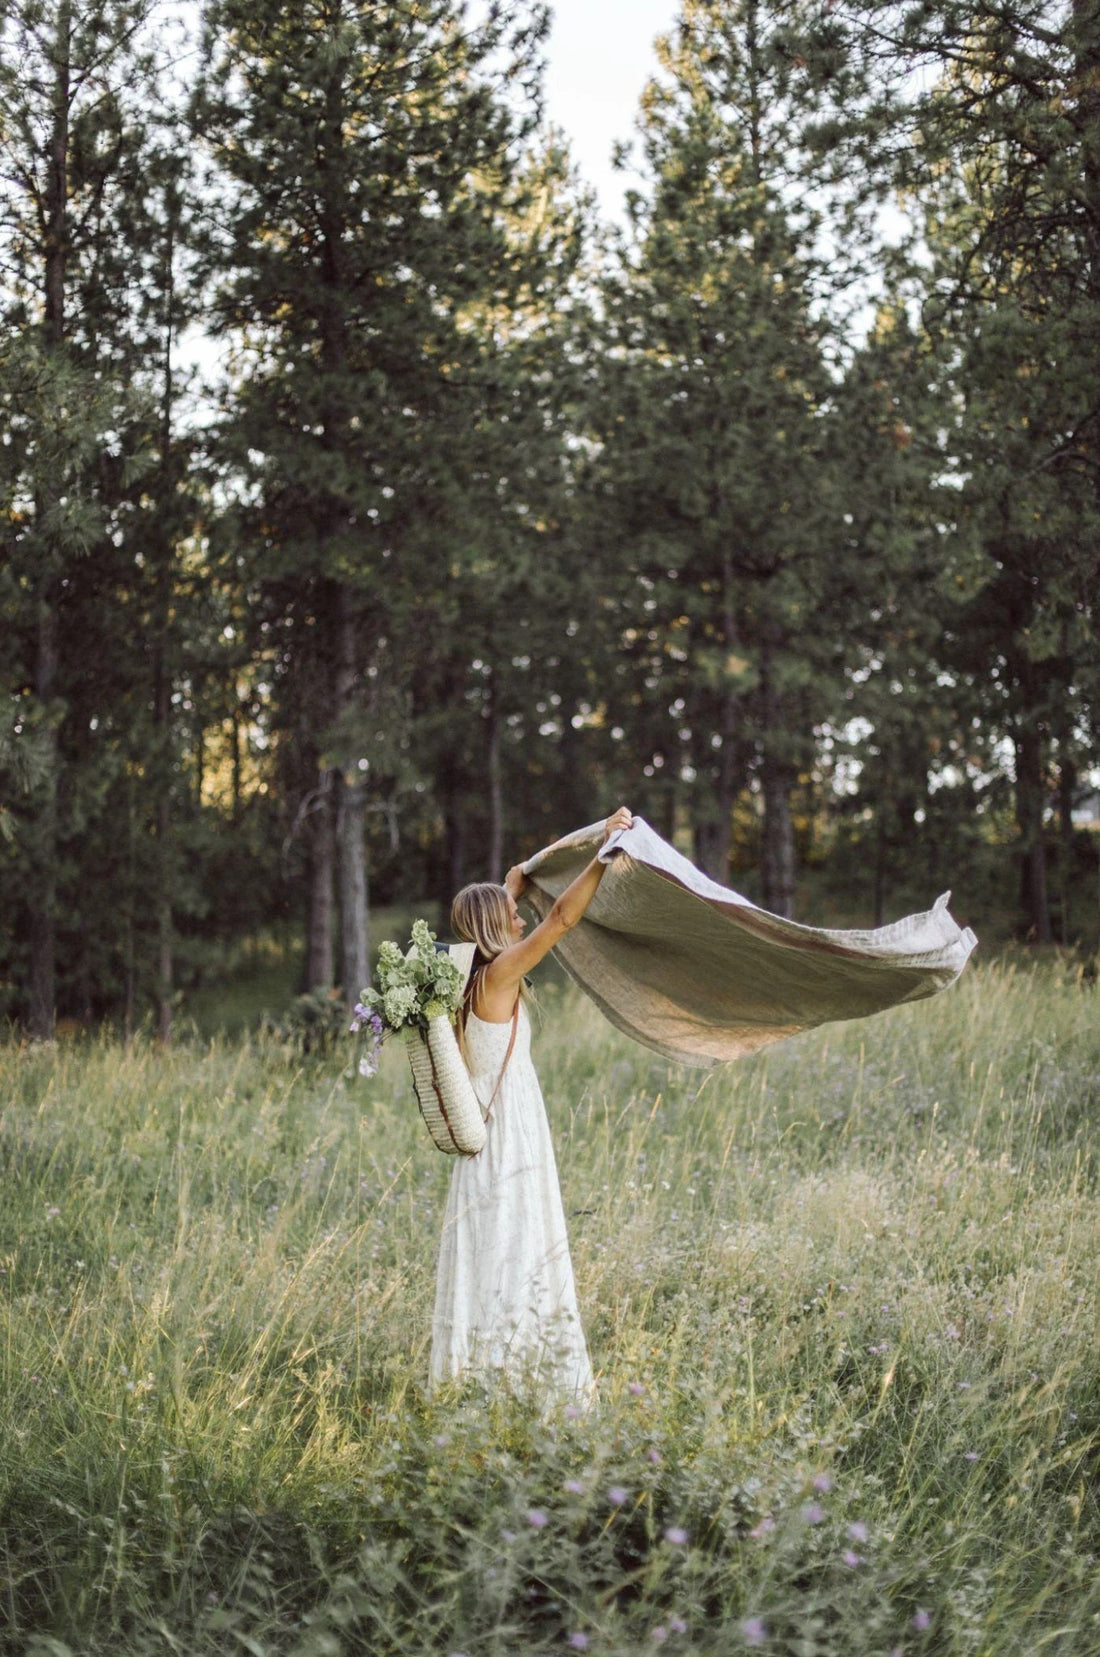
[429,1005,595,1404]
[521,817,978,1067]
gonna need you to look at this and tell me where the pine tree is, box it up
[194,0,550,996]
[0,0,168,1033]
[595,0,859,905]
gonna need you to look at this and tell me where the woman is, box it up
[429,805,634,1405]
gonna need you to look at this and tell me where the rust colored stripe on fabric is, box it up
[425,1033,461,1153]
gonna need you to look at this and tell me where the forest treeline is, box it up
[1,0,1098,1036]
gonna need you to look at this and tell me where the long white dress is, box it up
[429,1004,595,1405]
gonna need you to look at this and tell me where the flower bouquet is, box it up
[352,919,485,1156]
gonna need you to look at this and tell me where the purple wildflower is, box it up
[664,1526,689,1546]
[749,1516,775,1539]
[564,1479,585,1495]
[813,1472,832,1493]
[848,1521,868,1543]
[669,1618,687,1635]
[526,1509,548,1529]
[608,1486,629,1506]
[567,1636,589,1651]
[842,1549,862,1567]
[742,1617,767,1647]
[801,1502,825,1524]
[913,1609,931,1631]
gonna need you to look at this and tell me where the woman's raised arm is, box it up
[476,807,632,1018]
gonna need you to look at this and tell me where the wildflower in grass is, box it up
[564,1404,581,1420]
[564,1479,585,1495]
[608,1485,629,1506]
[913,1609,931,1630]
[501,1529,516,1543]
[567,1635,589,1651]
[669,1618,687,1635]
[964,1451,978,1462]
[812,1472,832,1493]
[749,1516,775,1539]
[842,1549,862,1567]
[648,1448,661,1465]
[652,1629,668,1643]
[628,1381,645,1396]
[848,1521,868,1543]
[527,1508,548,1529]
[664,1526,689,1545]
[801,1502,825,1524]
[742,1616,767,1646]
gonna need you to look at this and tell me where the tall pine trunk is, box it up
[486,666,503,883]
[28,601,59,1038]
[306,774,336,990]
[1014,721,1052,943]
[759,637,795,918]
[694,546,740,883]
[335,584,368,1004]
[28,0,72,1038]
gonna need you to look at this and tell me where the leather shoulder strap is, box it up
[482,1001,520,1122]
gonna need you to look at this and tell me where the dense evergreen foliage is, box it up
[1,0,1097,1031]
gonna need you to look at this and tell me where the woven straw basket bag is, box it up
[403,943,487,1156]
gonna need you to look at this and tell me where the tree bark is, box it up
[759,639,796,918]
[28,0,73,1039]
[334,584,368,1004]
[486,667,503,883]
[337,774,369,1005]
[1014,721,1052,943]
[305,775,336,990]
[695,547,741,883]
[28,602,59,1039]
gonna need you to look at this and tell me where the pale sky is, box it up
[543,0,681,221]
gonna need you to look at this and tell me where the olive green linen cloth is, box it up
[521,817,977,1067]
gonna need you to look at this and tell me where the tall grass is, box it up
[1,961,1098,1654]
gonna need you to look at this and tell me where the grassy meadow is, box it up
[1,960,1099,1655]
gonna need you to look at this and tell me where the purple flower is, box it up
[526,1508,548,1529]
[801,1503,825,1525]
[913,1609,931,1631]
[648,1448,662,1465]
[608,1486,629,1506]
[964,1451,979,1462]
[564,1479,585,1495]
[567,1636,589,1651]
[663,1526,689,1546]
[812,1472,832,1493]
[742,1617,767,1647]
[842,1549,862,1567]
[628,1381,645,1396]
[848,1521,868,1543]
[652,1629,668,1644]
[749,1516,775,1539]
[669,1618,687,1635]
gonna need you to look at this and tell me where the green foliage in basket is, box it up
[357,919,466,1034]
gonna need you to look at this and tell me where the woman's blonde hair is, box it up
[450,882,514,962]
[450,882,534,1036]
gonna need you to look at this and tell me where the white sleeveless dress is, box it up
[429,1003,595,1404]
